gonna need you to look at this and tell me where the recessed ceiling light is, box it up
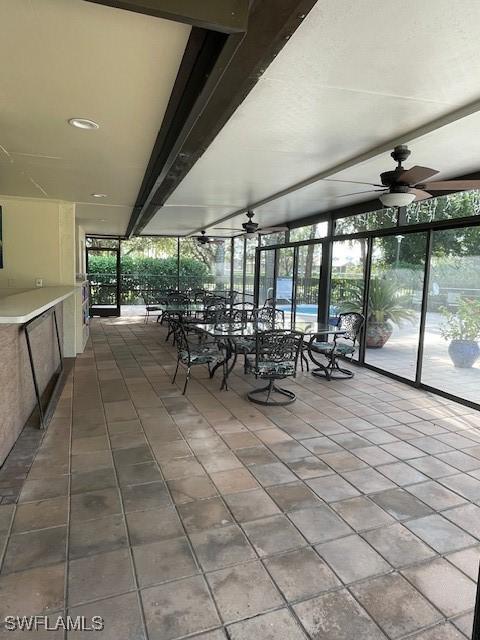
[91,193,108,198]
[68,118,99,130]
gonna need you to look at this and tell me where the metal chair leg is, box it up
[172,359,180,384]
[183,367,191,395]
[248,379,296,406]
[222,358,228,391]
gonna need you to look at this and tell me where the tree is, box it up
[340,192,480,266]
[121,236,177,258]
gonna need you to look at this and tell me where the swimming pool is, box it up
[278,303,317,315]
[278,303,339,320]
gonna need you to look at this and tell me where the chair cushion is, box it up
[233,337,255,352]
[180,347,222,365]
[310,341,334,353]
[333,343,356,355]
[256,360,295,377]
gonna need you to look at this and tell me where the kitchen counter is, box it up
[0,286,74,324]
[0,287,75,465]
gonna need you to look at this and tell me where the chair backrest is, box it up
[142,290,158,305]
[215,307,245,324]
[166,292,189,307]
[254,329,303,374]
[203,301,228,323]
[170,319,190,360]
[337,312,364,344]
[193,288,207,302]
[203,294,227,307]
[253,305,285,328]
[232,301,255,321]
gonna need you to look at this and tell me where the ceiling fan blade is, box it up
[398,166,439,185]
[323,178,384,188]
[409,188,431,202]
[258,226,289,235]
[419,180,480,191]
[337,189,386,198]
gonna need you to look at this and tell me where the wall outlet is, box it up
[7,279,15,288]
[35,278,43,287]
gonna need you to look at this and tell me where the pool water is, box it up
[278,303,339,323]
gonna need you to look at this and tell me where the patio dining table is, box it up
[155,301,255,341]
[191,319,346,389]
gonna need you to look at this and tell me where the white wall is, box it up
[0,195,80,356]
[0,195,75,288]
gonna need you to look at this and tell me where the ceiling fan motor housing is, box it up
[243,222,258,233]
[380,169,410,188]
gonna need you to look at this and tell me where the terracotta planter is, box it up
[448,340,480,368]
[366,321,392,349]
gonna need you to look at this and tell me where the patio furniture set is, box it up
[146,289,364,405]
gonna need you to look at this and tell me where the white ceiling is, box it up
[143,0,480,236]
[0,0,190,235]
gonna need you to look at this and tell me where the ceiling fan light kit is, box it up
[379,191,416,207]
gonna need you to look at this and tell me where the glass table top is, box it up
[191,320,345,338]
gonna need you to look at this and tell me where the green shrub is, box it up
[87,254,209,304]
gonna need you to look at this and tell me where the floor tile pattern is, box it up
[0,317,479,639]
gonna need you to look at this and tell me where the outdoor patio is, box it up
[125,305,480,404]
[0,316,478,639]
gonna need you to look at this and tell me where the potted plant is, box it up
[440,299,480,367]
[337,278,416,348]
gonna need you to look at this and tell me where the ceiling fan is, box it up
[216,211,289,237]
[194,230,224,245]
[330,145,480,207]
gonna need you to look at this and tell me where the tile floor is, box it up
[0,316,479,639]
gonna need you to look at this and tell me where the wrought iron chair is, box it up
[308,312,364,380]
[232,305,285,374]
[252,305,285,327]
[247,329,303,406]
[170,319,227,394]
[143,290,165,324]
[163,292,191,340]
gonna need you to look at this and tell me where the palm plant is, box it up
[337,277,416,348]
[337,278,415,324]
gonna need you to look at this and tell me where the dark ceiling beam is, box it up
[85,0,249,33]
[128,0,318,237]
[127,27,230,236]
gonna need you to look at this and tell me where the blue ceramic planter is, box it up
[448,340,480,368]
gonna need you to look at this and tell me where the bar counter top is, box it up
[0,286,75,324]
